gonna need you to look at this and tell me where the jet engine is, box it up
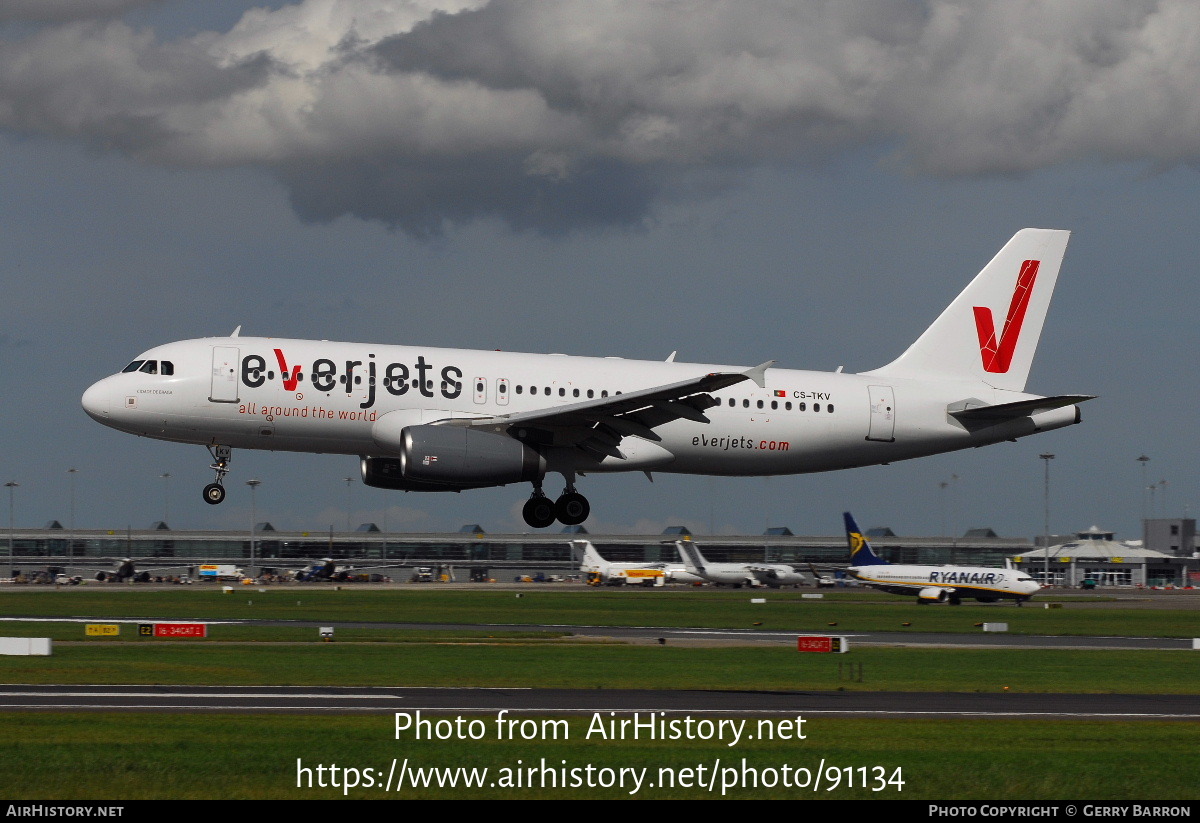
[361,425,545,492]
[917,586,950,603]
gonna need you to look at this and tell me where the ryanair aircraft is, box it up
[843,512,1041,604]
[82,229,1089,528]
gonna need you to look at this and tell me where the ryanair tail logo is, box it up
[973,259,1039,374]
[848,531,866,557]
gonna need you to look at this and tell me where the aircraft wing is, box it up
[443,361,774,461]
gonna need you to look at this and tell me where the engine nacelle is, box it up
[918,586,950,603]
[361,425,545,492]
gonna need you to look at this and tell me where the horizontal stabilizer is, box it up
[948,394,1094,423]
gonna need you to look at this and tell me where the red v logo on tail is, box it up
[273,348,301,391]
[973,259,1040,374]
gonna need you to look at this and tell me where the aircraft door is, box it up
[210,346,240,403]
[473,377,487,405]
[866,385,895,442]
[496,378,510,406]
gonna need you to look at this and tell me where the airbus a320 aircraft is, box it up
[675,540,807,588]
[843,512,1041,604]
[82,229,1089,528]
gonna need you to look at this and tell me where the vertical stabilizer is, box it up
[573,540,607,574]
[675,540,706,575]
[867,229,1070,392]
[844,512,888,566]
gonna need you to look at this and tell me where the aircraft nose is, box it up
[82,378,116,422]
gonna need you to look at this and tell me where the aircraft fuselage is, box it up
[82,337,1079,475]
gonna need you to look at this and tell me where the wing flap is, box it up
[457,361,774,436]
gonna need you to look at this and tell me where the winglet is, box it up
[744,360,774,389]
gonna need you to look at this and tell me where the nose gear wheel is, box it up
[202,445,232,506]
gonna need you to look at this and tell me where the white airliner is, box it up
[82,229,1089,528]
[573,539,702,585]
[675,540,807,588]
[843,512,1041,604]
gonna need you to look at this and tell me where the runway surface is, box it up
[2,684,1197,719]
[218,619,1199,650]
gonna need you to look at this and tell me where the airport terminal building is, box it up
[4,519,1196,586]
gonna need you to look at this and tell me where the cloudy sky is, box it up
[2,0,1197,541]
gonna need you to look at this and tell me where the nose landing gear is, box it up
[202,445,232,505]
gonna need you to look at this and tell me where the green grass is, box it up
[1,587,1197,636]
[0,713,1195,799]
[2,643,1197,693]
[1,588,1197,801]
[0,622,571,643]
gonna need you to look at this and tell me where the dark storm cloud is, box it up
[278,154,660,236]
[0,1,1197,233]
[0,1,161,24]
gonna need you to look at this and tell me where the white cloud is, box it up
[2,0,1199,231]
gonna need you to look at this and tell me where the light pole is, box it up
[1040,454,1055,587]
[5,482,18,581]
[159,473,171,526]
[67,468,78,557]
[938,481,949,537]
[1136,455,1150,523]
[343,477,354,532]
[246,479,261,576]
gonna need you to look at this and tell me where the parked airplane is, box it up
[573,539,701,586]
[843,512,1041,604]
[675,540,807,588]
[82,229,1089,528]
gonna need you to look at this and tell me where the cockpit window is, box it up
[138,360,158,374]
[122,360,145,373]
[160,361,174,376]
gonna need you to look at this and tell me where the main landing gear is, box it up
[522,483,590,529]
[202,445,232,505]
